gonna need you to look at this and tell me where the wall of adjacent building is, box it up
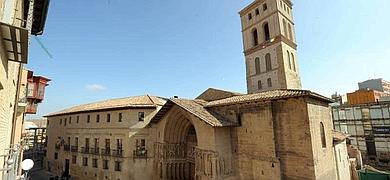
[46,107,160,180]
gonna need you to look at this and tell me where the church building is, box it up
[45,0,351,179]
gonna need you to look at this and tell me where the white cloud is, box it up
[86,84,107,92]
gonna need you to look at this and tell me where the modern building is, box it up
[45,95,166,180]
[0,0,50,179]
[46,0,353,179]
[347,89,383,105]
[332,102,390,170]
[358,79,390,94]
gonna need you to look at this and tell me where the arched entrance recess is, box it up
[155,111,198,180]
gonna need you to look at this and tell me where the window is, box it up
[87,115,90,123]
[280,1,282,7]
[118,113,122,122]
[287,7,290,14]
[248,13,252,20]
[72,155,77,164]
[75,137,78,146]
[83,157,88,166]
[291,53,296,71]
[105,139,110,149]
[54,152,58,160]
[263,3,267,11]
[47,120,49,126]
[116,139,123,150]
[92,159,98,168]
[107,114,110,122]
[67,137,71,145]
[96,114,100,123]
[267,78,272,87]
[115,161,122,171]
[76,116,79,123]
[255,57,261,74]
[288,23,293,40]
[103,160,109,169]
[135,139,146,157]
[283,19,288,38]
[138,112,145,121]
[94,138,99,148]
[265,53,272,71]
[320,122,326,148]
[287,50,291,69]
[263,23,270,41]
[255,8,259,15]
[252,28,259,46]
[85,138,90,148]
[258,80,262,90]
[69,117,72,124]
[64,118,67,126]
[60,119,62,125]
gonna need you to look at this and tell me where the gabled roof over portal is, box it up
[196,88,243,102]
[151,98,237,127]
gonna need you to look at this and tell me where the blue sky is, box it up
[26,0,390,119]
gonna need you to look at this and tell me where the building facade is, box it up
[45,95,165,180]
[333,102,390,169]
[0,0,50,179]
[358,78,390,94]
[240,0,301,94]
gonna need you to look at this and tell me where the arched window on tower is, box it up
[263,23,270,41]
[320,122,326,148]
[252,28,259,46]
[258,80,262,90]
[283,19,288,39]
[267,78,272,87]
[291,53,296,71]
[287,50,291,69]
[265,53,272,71]
[288,23,293,41]
[255,57,261,74]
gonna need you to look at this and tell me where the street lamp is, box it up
[21,159,34,180]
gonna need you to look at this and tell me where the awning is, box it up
[0,22,29,64]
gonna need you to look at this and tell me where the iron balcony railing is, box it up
[90,148,100,155]
[101,148,111,156]
[80,147,90,154]
[63,144,70,151]
[133,149,147,159]
[70,146,78,152]
[112,149,123,157]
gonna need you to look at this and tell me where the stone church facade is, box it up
[46,0,351,179]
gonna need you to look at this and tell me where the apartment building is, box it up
[45,95,165,180]
[0,0,50,179]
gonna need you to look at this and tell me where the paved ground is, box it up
[29,169,55,180]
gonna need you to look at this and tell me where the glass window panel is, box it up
[347,125,356,135]
[370,108,382,119]
[346,108,354,119]
[332,109,339,120]
[383,107,390,119]
[339,110,346,120]
[354,107,362,119]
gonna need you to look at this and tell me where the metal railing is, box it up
[90,148,100,155]
[101,148,111,156]
[80,147,90,154]
[112,149,123,157]
[133,149,147,159]
[71,146,78,152]
[63,144,70,151]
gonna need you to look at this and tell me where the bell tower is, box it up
[240,0,301,94]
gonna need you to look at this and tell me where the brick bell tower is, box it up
[239,0,302,94]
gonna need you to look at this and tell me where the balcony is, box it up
[26,102,38,114]
[71,146,78,152]
[90,148,100,155]
[112,149,123,157]
[80,147,90,154]
[101,148,111,156]
[133,149,148,159]
[0,22,29,64]
[63,144,70,152]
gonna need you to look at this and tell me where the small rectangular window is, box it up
[255,8,259,15]
[87,115,90,123]
[76,116,79,123]
[118,113,122,122]
[54,152,58,159]
[64,118,67,126]
[96,114,100,122]
[248,13,252,20]
[83,157,88,166]
[72,155,77,164]
[263,3,268,11]
[92,159,98,168]
[107,114,111,122]
[115,161,121,171]
[138,112,145,121]
[47,120,49,126]
[60,119,62,125]
[69,117,72,124]
[103,160,109,169]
